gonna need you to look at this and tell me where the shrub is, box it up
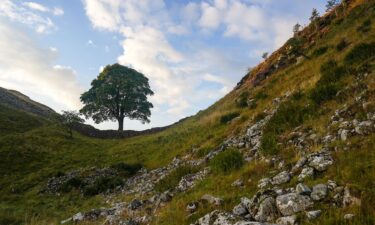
[154,165,200,193]
[111,162,142,177]
[83,176,124,196]
[336,38,349,51]
[210,149,244,174]
[310,83,340,104]
[220,112,240,124]
[236,91,250,108]
[344,42,375,65]
[312,46,329,57]
[260,133,279,156]
[60,177,83,193]
[357,19,371,33]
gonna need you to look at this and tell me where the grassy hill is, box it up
[1,0,375,224]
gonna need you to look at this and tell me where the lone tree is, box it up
[326,0,339,12]
[262,52,268,60]
[309,8,320,31]
[61,110,84,138]
[80,63,154,131]
[293,23,301,36]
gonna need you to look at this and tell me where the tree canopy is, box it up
[80,63,154,131]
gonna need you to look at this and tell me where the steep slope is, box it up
[0,0,375,225]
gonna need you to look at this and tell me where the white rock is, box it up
[306,210,322,220]
[276,193,313,216]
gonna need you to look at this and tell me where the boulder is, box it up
[186,202,199,213]
[276,193,313,216]
[72,212,84,223]
[296,183,311,195]
[306,210,322,220]
[201,194,224,206]
[191,210,236,225]
[271,171,291,185]
[258,178,272,189]
[311,184,328,201]
[276,215,297,225]
[254,197,277,222]
[308,154,333,172]
[298,167,314,181]
[233,203,248,216]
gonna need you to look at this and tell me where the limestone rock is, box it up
[311,184,328,201]
[276,193,313,216]
[271,171,291,185]
[201,194,224,206]
[306,210,322,220]
[298,167,314,181]
[276,215,297,225]
[296,183,311,196]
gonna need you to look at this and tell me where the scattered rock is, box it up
[191,210,236,225]
[232,179,244,187]
[311,184,328,201]
[271,171,291,185]
[160,191,172,203]
[129,199,142,210]
[258,178,272,189]
[276,215,297,225]
[254,197,278,222]
[298,167,314,181]
[296,183,311,196]
[308,154,333,172]
[186,202,199,213]
[343,214,355,220]
[201,194,224,206]
[72,212,84,223]
[233,203,248,216]
[276,193,313,216]
[306,210,322,220]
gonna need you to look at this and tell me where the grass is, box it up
[1,0,375,224]
[209,149,244,174]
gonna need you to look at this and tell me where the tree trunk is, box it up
[118,117,124,131]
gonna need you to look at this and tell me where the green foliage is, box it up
[210,149,244,174]
[154,165,200,193]
[61,110,84,138]
[110,162,142,176]
[336,38,349,51]
[344,42,375,66]
[260,133,279,156]
[310,60,348,104]
[312,46,329,57]
[357,19,372,33]
[220,112,240,124]
[80,63,154,131]
[83,176,124,196]
[60,177,83,193]
[236,91,249,108]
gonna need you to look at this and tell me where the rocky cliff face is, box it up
[0,87,56,118]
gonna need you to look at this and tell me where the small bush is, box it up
[83,176,124,196]
[357,19,371,33]
[220,112,240,124]
[210,149,244,174]
[154,165,200,193]
[111,162,142,177]
[236,91,250,108]
[260,133,279,156]
[312,46,329,57]
[310,83,340,104]
[344,42,375,65]
[60,177,83,193]
[336,38,349,51]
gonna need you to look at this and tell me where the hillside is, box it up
[0,0,375,225]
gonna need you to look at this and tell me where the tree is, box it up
[80,63,154,131]
[61,110,84,138]
[326,0,339,12]
[310,8,320,31]
[262,52,268,60]
[293,23,302,36]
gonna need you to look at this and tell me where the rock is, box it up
[276,193,313,216]
[343,186,361,207]
[234,222,277,225]
[271,171,291,185]
[340,129,349,141]
[254,197,277,222]
[129,199,142,210]
[232,179,244,187]
[276,215,297,225]
[298,167,314,181]
[72,212,84,223]
[160,191,172,203]
[60,217,72,224]
[258,178,272,189]
[201,194,224,206]
[306,210,322,220]
[311,184,328,201]
[308,154,333,171]
[186,202,199,213]
[296,183,311,195]
[327,180,337,190]
[233,203,248,216]
[291,157,308,174]
[191,210,236,225]
[343,214,355,220]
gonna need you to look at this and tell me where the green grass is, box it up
[210,149,244,174]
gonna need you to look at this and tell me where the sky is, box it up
[0,0,326,130]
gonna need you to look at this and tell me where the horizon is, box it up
[0,0,326,131]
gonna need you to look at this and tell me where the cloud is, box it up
[0,0,64,33]
[0,19,83,111]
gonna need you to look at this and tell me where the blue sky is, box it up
[0,0,326,130]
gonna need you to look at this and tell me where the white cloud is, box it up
[53,7,64,16]
[87,39,96,47]
[0,0,63,33]
[23,2,49,12]
[0,20,83,110]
